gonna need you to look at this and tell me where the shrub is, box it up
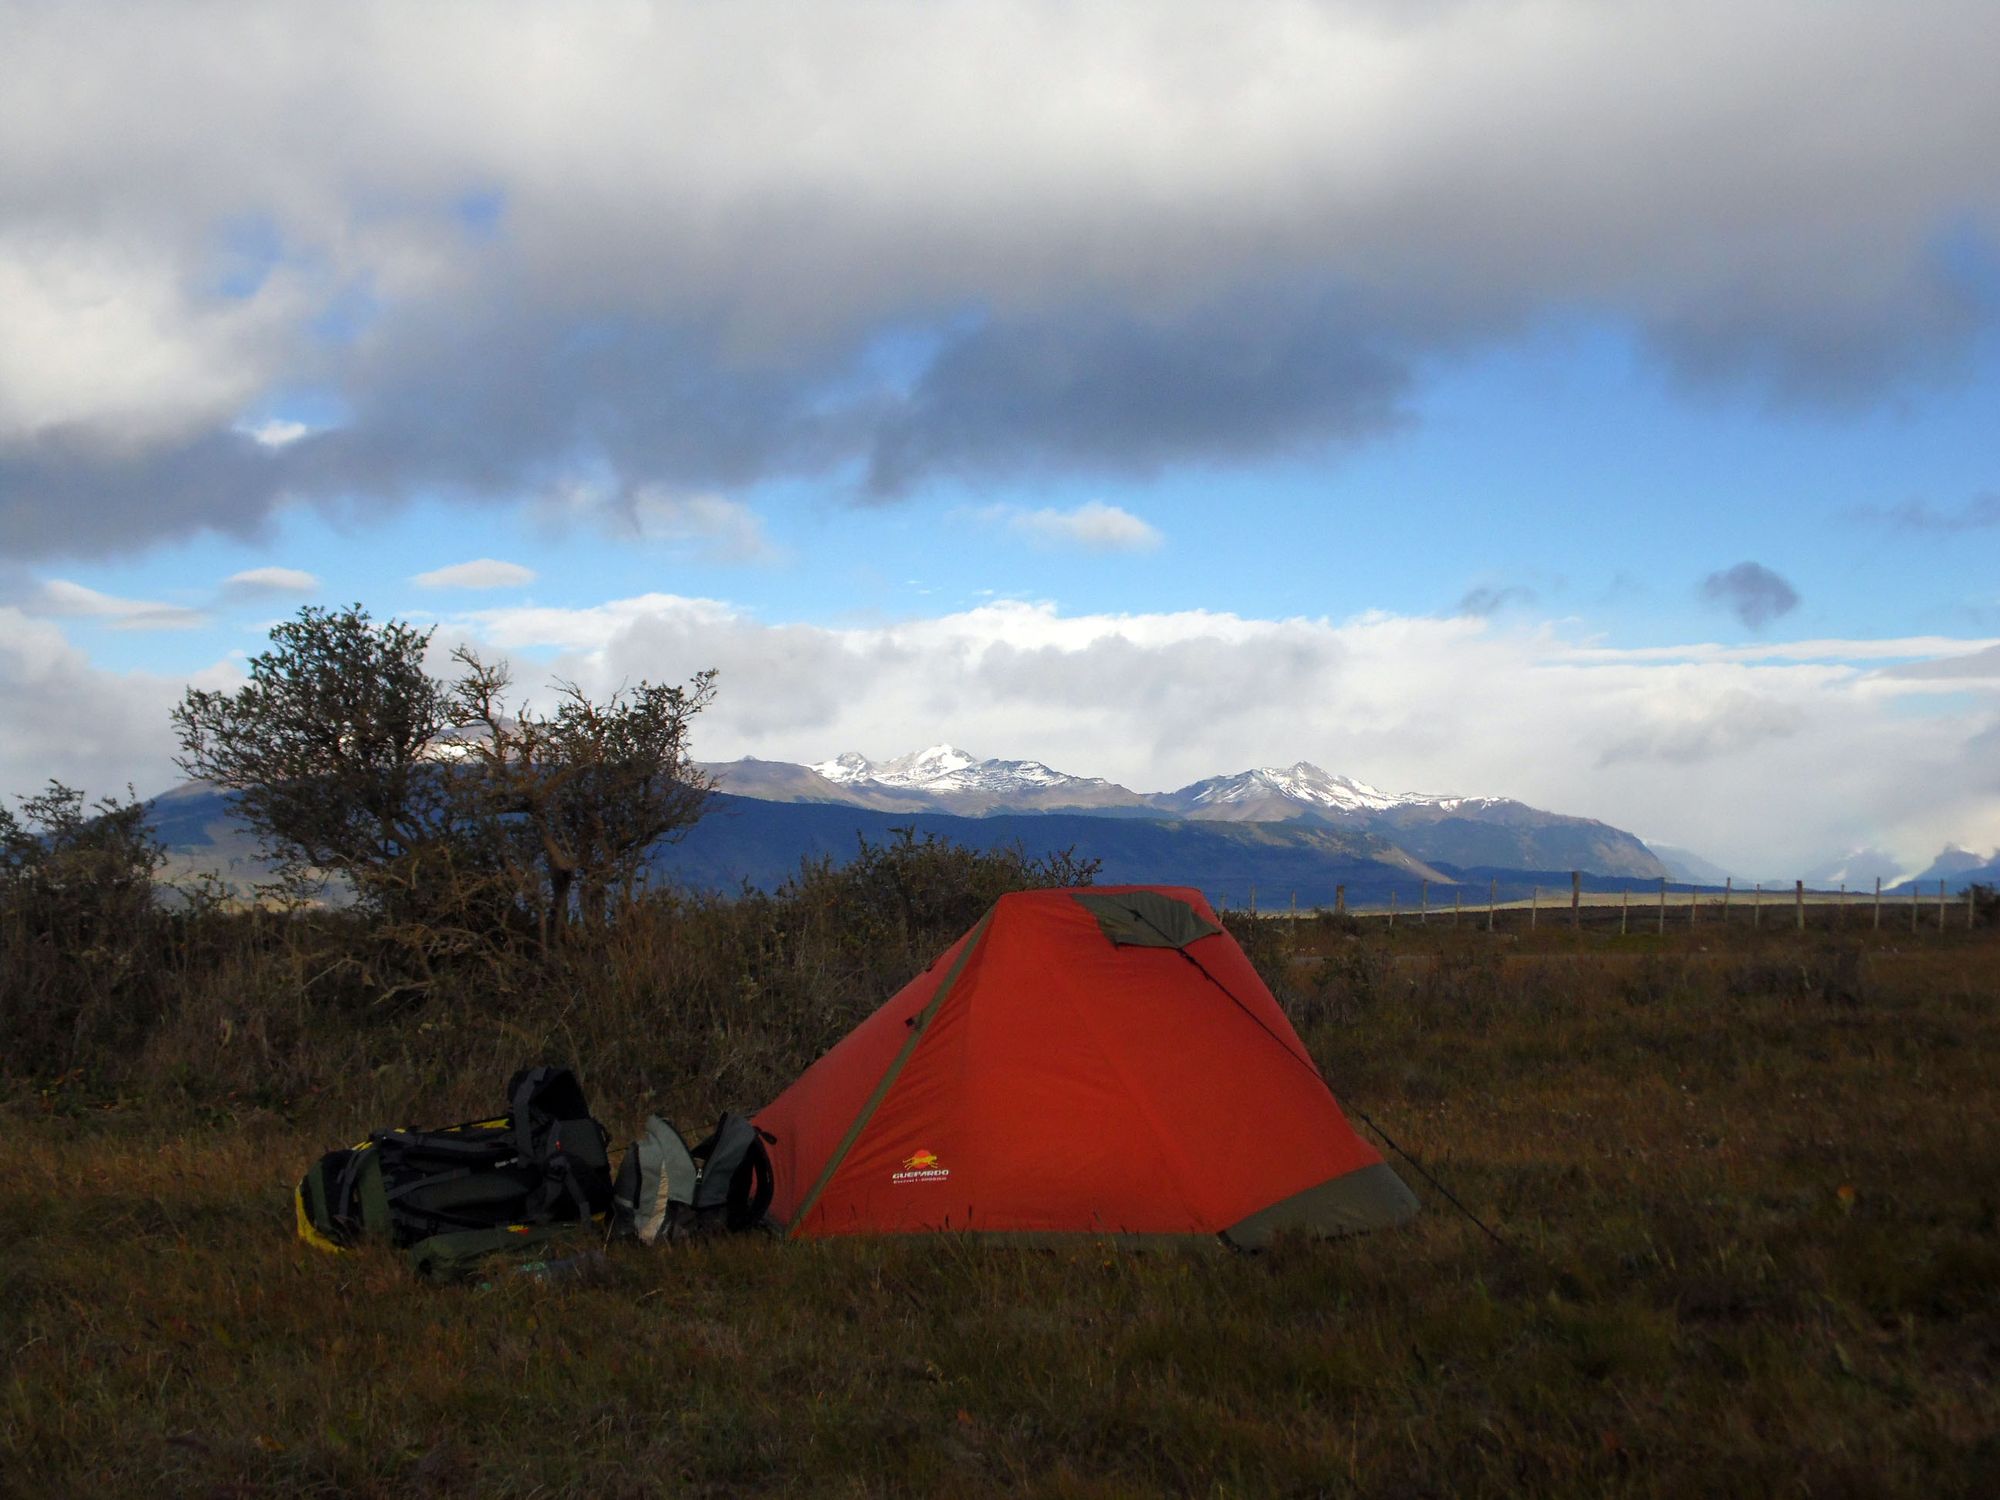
[1,823,1103,1123]
[0,782,171,1072]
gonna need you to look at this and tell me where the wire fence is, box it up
[1222,874,1986,933]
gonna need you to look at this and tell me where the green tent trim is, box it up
[1071,890,1222,950]
[1219,1162,1419,1248]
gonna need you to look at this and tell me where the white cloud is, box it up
[630,489,774,563]
[437,593,2000,877]
[0,607,233,799]
[8,582,1994,878]
[453,592,738,656]
[223,566,320,597]
[35,579,206,631]
[239,419,310,449]
[0,234,293,450]
[1002,501,1163,553]
[411,558,537,590]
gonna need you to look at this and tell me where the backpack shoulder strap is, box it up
[691,1113,776,1230]
[506,1066,613,1223]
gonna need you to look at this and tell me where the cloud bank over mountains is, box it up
[440,597,2000,878]
[14,590,1981,879]
[4,0,1998,555]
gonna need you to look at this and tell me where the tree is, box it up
[172,605,717,938]
[448,648,717,939]
[172,605,460,916]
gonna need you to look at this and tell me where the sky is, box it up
[2,0,1998,879]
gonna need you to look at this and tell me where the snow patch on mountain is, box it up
[1184,761,1459,812]
[817,749,1482,811]
[869,744,982,788]
[808,745,1113,796]
[809,751,875,785]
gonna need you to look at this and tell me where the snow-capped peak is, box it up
[872,744,981,787]
[1264,762,1406,811]
[815,747,1481,813]
[805,745,1107,796]
[1188,761,1455,812]
[809,745,987,790]
[808,751,875,785]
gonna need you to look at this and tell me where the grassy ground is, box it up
[5,925,1998,1497]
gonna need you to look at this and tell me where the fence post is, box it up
[1488,877,1496,932]
[1753,882,1761,930]
[1723,876,1731,922]
[1454,888,1462,928]
[1571,870,1581,931]
[1389,889,1397,928]
[1249,883,1257,917]
[1335,883,1345,915]
[1530,886,1538,930]
[1939,878,1948,931]
[1657,877,1666,935]
[1795,879,1804,931]
[1874,876,1882,931]
[1621,887,1629,935]
[1420,879,1429,925]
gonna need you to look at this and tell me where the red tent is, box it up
[756,885,1416,1245]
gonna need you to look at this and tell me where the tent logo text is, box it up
[893,1149,949,1184]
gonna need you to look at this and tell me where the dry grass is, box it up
[5,917,1998,1496]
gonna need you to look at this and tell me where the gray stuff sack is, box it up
[612,1112,775,1242]
[612,1116,699,1245]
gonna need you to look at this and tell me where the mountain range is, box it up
[709,745,1672,879]
[1888,845,2000,893]
[140,744,1998,904]
[144,783,1694,911]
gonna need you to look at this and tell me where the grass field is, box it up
[5,923,1998,1497]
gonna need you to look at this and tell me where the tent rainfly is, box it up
[755,885,1417,1246]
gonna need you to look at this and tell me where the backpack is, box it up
[294,1065,614,1277]
[612,1111,775,1243]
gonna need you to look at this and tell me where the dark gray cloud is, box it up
[1846,493,2000,533]
[1646,253,1994,410]
[1,288,1413,556]
[4,1,2000,556]
[862,296,1410,496]
[0,312,857,556]
[0,429,291,557]
[1701,562,1800,629]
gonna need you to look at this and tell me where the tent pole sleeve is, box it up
[785,910,994,1236]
